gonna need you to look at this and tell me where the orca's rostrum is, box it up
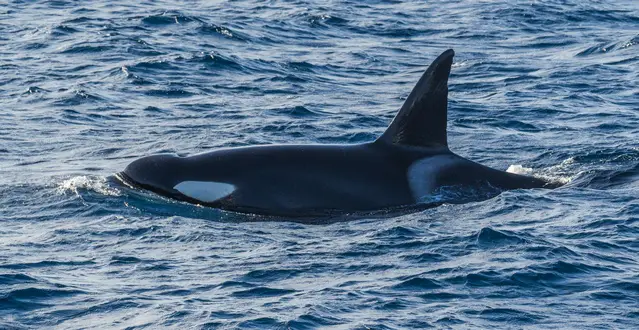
[120,49,560,216]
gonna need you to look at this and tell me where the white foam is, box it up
[507,157,575,185]
[506,164,533,175]
[58,176,121,196]
[173,181,235,203]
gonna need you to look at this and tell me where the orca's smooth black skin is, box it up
[121,49,559,217]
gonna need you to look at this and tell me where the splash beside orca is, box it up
[119,49,560,217]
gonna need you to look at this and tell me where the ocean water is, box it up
[1,0,638,328]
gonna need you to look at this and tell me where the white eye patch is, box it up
[173,181,235,203]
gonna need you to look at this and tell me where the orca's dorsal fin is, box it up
[377,49,454,148]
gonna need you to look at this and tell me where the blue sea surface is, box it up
[1,0,638,328]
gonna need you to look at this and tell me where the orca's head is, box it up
[120,154,235,204]
[120,154,186,200]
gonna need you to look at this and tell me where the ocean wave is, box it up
[1,0,638,328]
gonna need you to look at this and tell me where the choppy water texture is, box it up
[1,0,638,328]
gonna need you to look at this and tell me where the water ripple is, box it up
[1,0,638,328]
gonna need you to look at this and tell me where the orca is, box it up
[119,49,560,217]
